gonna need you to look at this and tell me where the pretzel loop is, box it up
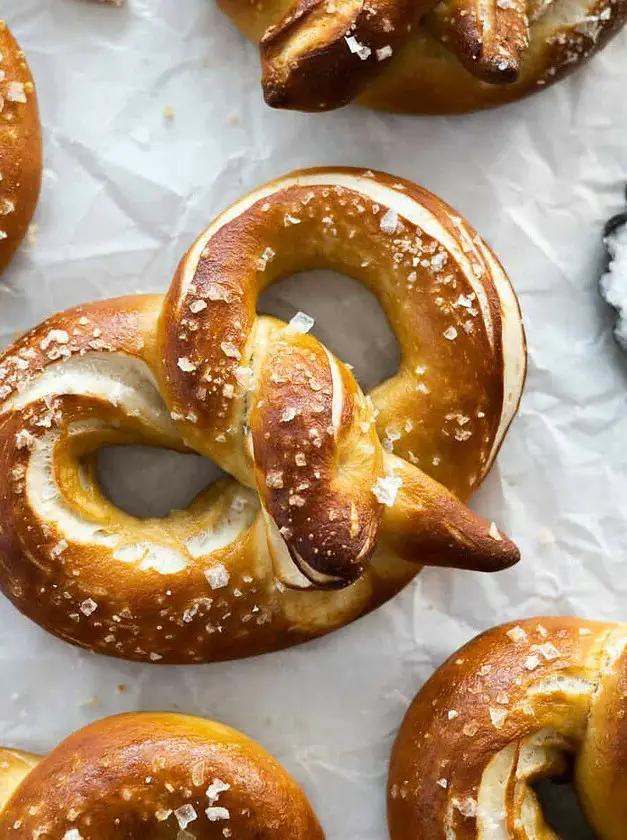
[0,168,526,663]
[388,617,627,840]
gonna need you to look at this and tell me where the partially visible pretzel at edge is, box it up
[218,0,627,112]
[388,616,627,840]
[0,713,324,839]
[0,20,42,272]
[0,168,526,664]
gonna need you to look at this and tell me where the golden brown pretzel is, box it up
[388,616,627,839]
[0,20,42,272]
[218,0,627,112]
[0,167,526,663]
[0,712,324,839]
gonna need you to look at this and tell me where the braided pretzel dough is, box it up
[0,713,324,838]
[388,616,627,839]
[218,0,626,112]
[0,21,42,272]
[0,168,526,663]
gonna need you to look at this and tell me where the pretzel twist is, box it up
[0,21,42,272]
[388,616,627,840]
[218,0,626,112]
[0,713,324,839]
[0,168,526,663]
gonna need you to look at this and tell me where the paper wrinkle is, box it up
[0,2,626,838]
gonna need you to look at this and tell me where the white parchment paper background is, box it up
[2,1,627,836]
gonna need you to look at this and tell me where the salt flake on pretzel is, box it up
[389,617,627,840]
[0,168,526,663]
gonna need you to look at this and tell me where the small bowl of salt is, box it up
[600,187,627,350]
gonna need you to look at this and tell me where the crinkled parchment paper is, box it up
[2,1,627,837]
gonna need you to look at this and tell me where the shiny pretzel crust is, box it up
[0,21,42,272]
[218,0,626,112]
[388,616,627,840]
[0,713,324,840]
[0,168,525,663]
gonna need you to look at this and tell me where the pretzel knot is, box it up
[389,617,627,840]
[219,0,626,112]
[0,168,526,664]
[0,713,324,839]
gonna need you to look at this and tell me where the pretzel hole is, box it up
[257,269,400,392]
[534,775,595,839]
[97,447,225,519]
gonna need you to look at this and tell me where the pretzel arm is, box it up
[260,0,425,111]
[380,457,519,573]
[424,0,530,83]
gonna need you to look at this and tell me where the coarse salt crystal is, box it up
[79,598,98,617]
[174,804,197,830]
[345,35,372,60]
[489,707,507,729]
[281,407,297,422]
[288,311,314,333]
[437,778,448,789]
[525,654,541,671]
[6,82,27,103]
[371,474,402,507]
[256,246,276,271]
[206,807,230,821]
[447,709,458,720]
[177,357,197,372]
[206,778,230,804]
[538,642,560,661]
[221,342,241,360]
[204,565,230,590]
[506,626,528,643]
[266,470,284,489]
[41,329,70,349]
[443,326,458,341]
[431,252,448,271]
[190,300,208,314]
[380,208,399,234]
[376,45,393,61]
[50,539,69,558]
[489,522,502,541]
[15,429,35,449]
[234,366,252,388]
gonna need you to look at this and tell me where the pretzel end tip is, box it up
[474,53,521,85]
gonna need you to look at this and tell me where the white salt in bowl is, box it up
[601,189,627,350]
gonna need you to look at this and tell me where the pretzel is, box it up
[0,167,526,663]
[0,712,324,838]
[217,0,627,112]
[0,21,42,272]
[388,616,627,839]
